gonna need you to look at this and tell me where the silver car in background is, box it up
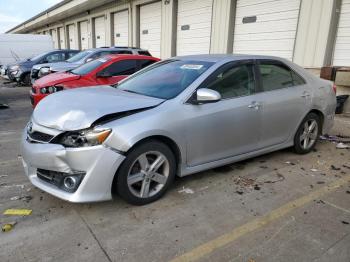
[21,55,336,205]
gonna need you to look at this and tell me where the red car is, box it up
[30,54,160,107]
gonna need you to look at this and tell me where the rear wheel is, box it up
[115,140,176,205]
[294,113,321,154]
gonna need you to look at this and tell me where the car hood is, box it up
[33,86,165,131]
[34,72,80,87]
[33,62,81,72]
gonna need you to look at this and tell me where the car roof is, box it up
[88,47,148,52]
[103,54,158,60]
[173,54,287,63]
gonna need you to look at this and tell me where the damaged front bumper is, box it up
[21,131,125,203]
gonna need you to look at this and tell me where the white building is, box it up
[7,0,350,68]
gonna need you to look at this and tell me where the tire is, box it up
[294,113,321,154]
[115,140,176,205]
[22,73,31,86]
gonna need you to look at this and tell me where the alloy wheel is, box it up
[127,151,170,198]
[299,119,318,150]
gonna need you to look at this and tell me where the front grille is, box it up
[37,169,63,187]
[27,131,54,143]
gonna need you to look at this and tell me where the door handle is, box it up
[301,91,310,98]
[248,102,261,110]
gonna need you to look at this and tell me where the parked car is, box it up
[30,54,159,107]
[0,34,54,67]
[31,47,152,82]
[21,54,336,205]
[8,49,79,85]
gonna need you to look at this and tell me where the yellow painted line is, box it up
[171,175,350,262]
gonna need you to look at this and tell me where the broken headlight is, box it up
[57,128,112,147]
[40,86,64,94]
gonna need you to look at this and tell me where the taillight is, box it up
[332,83,337,94]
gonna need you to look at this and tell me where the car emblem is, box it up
[27,121,33,134]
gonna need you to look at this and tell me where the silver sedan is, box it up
[21,55,336,205]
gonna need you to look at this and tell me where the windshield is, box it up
[71,57,109,75]
[29,53,46,62]
[66,50,93,63]
[117,60,213,99]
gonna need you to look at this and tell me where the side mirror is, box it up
[96,71,112,78]
[193,88,221,104]
[86,58,93,63]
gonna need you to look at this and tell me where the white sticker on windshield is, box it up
[180,64,203,70]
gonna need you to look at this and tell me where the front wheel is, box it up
[293,113,321,154]
[115,140,176,205]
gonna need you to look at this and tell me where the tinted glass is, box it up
[117,60,213,99]
[139,59,156,69]
[291,70,306,85]
[67,52,78,58]
[259,63,294,91]
[138,51,151,56]
[206,64,255,99]
[111,50,132,54]
[66,50,93,62]
[103,60,137,76]
[71,57,109,75]
[45,53,65,62]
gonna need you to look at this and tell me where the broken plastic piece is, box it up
[336,143,349,149]
[0,103,9,109]
[2,221,17,232]
[3,209,32,216]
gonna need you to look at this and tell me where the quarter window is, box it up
[205,64,255,99]
[103,60,137,76]
[259,63,305,92]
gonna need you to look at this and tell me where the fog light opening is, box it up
[63,176,78,190]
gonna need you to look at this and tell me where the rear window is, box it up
[138,50,151,56]
[71,58,109,75]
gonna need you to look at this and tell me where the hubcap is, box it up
[300,119,318,150]
[127,151,170,198]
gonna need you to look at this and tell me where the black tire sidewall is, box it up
[116,140,176,205]
[294,113,321,154]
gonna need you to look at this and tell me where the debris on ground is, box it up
[336,143,349,149]
[263,173,285,184]
[10,195,32,202]
[311,168,319,172]
[342,221,349,225]
[330,165,341,171]
[2,221,17,232]
[0,103,9,109]
[285,161,296,165]
[0,175,8,178]
[178,187,194,194]
[4,209,32,216]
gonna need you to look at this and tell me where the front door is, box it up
[185,61,262,167]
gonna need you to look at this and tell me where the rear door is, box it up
[256,60,310,148]
[96,59,138,85]
[185,61,262,166]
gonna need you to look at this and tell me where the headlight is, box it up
[10,65,19,71]
[57,128,112,147]
[38,67,51,77]
[40,86,64,94]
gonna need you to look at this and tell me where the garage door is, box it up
[333,0,350,66]
[79,21,89,50]
[94,16,106,48]
[113,10,129,47]
[51,29,59,49]
[176,0,213,56]
[140,2,161,58]
[67,24,77,49]
[58,27,66,49]
[233,0,301,61]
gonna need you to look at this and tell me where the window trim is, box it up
[186,59,258,104]
[100,59,138,76]
[255,59,306,93]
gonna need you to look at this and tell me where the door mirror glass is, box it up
[195,88,221,104]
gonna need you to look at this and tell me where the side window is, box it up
[103,60,137,76]
[205,64,255,99]
[138,51,151,56]
[139,59,156,69]
[291,70,306,85]
[89,51,108,61]
[45,53,65,63]
[259,63,296,91]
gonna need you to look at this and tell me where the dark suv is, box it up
[8,49,79,85]
[31,47,152,82]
